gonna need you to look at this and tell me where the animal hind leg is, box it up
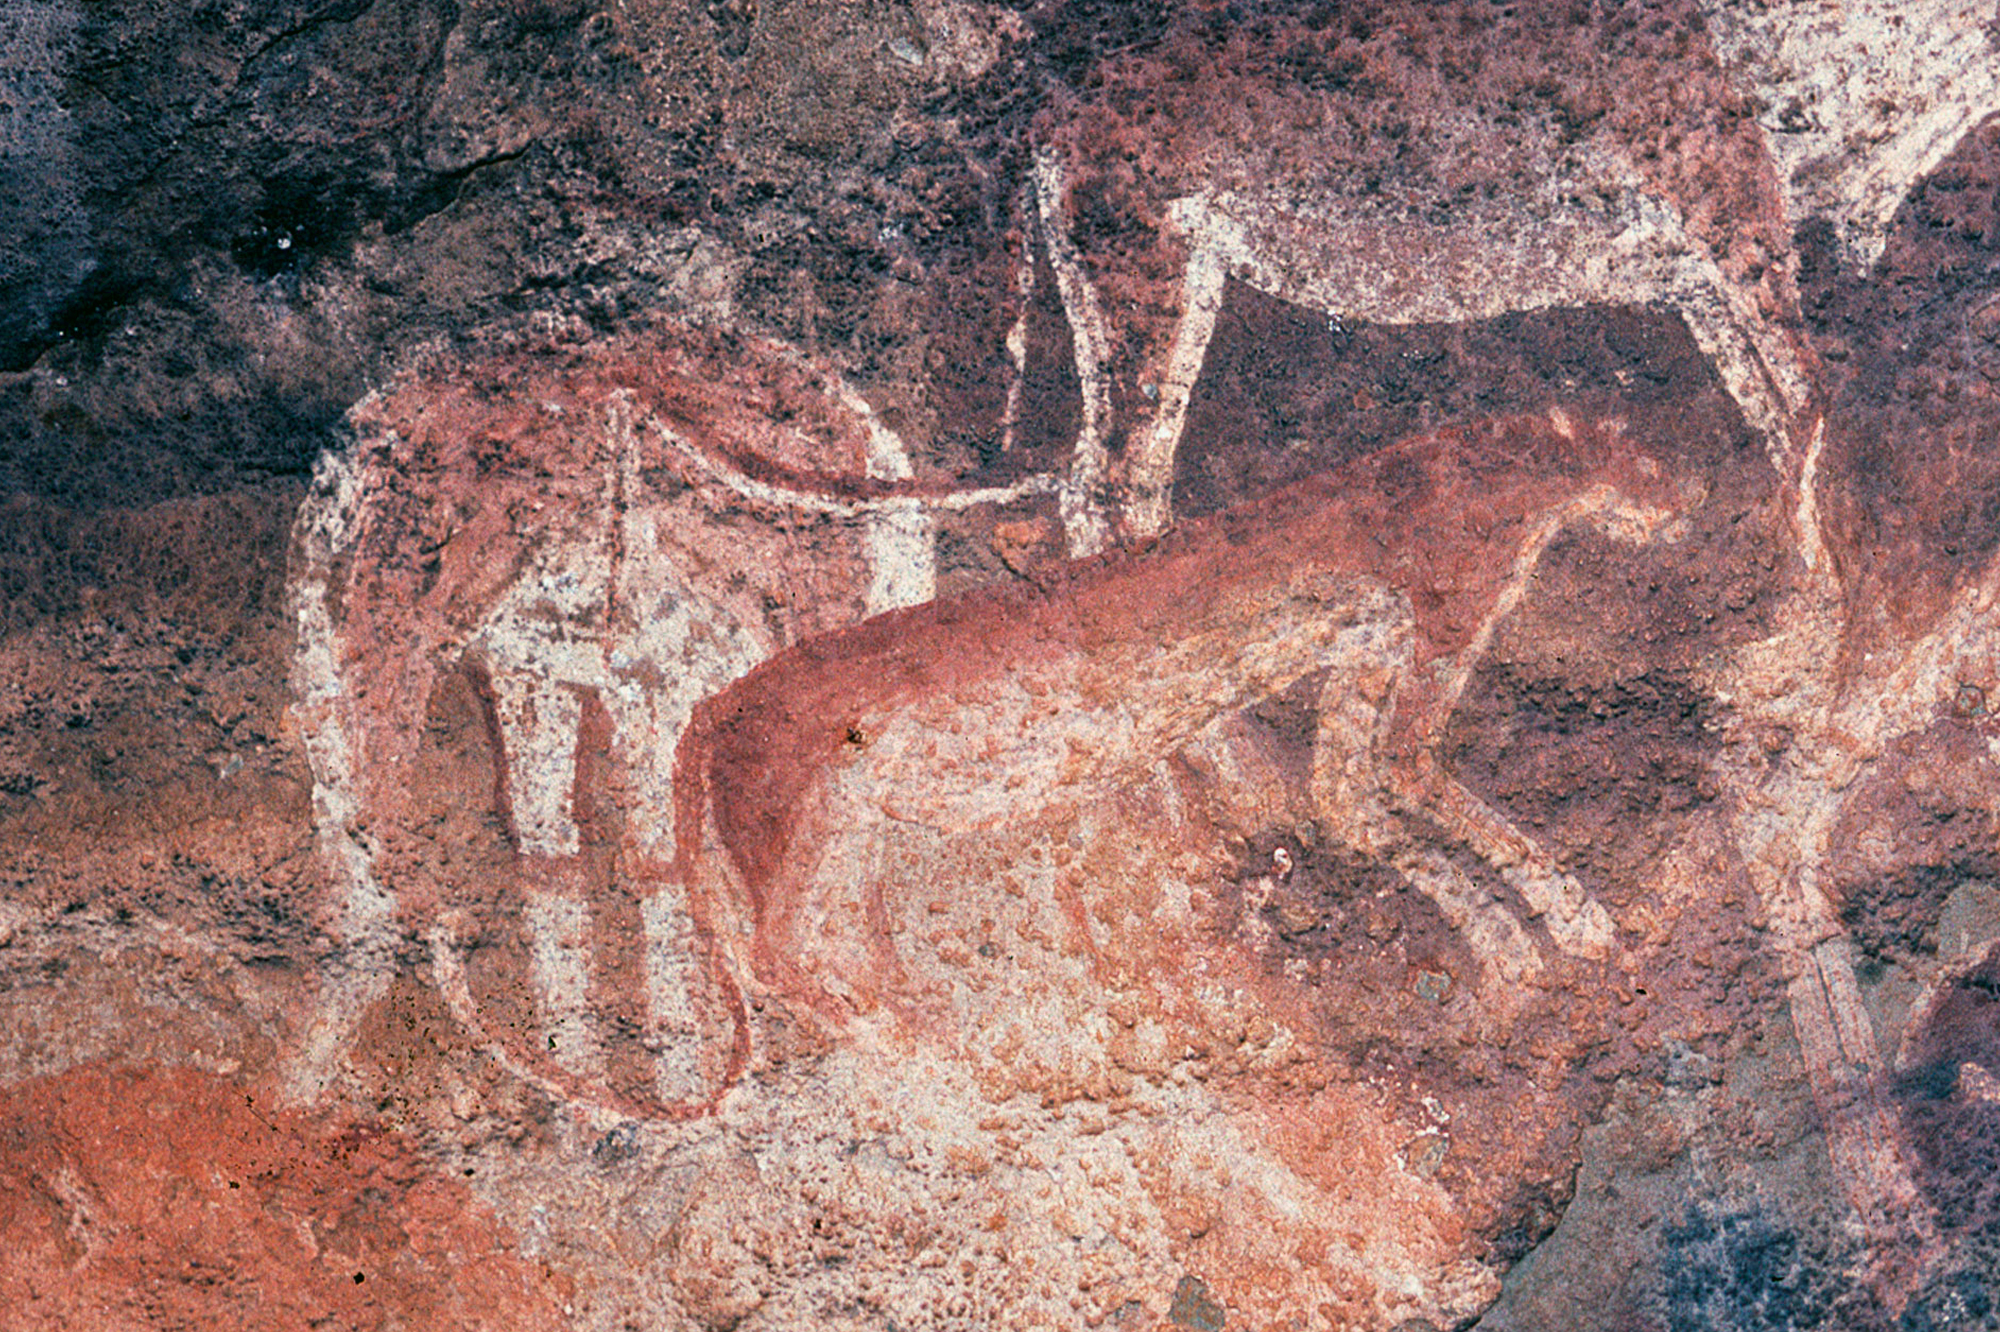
[1308,613,1556,1011]
[1357,482,1686,964]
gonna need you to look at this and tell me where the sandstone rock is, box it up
[5,2,2000,1328]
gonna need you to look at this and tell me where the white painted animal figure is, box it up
[1009,0,2000,1300]
[280,0,2000,1312]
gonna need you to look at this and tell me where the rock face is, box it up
[6,2,2000,1328]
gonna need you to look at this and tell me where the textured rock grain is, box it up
[5,2,2000,1329]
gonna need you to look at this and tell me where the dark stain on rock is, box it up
[1822,726,2000,962]
[1213,830,1519,1150]
[1169,1272,1226,1331]
[1807,117,2000,644]
[1176,289,1742,520]
[1649,1201,1863,1332]
[1443,669,1718,906]
[1898,946,2000,1236]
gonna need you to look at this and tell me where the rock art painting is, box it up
[7,1,2000,1328]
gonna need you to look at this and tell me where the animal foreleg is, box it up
[1032,143,1115,557]
[1000,188,1037,459]
[1125,226,1231,539]
[1364,480,1684,963]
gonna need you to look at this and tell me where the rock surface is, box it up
[5,2,2000,1328]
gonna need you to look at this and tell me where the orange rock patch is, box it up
[0,1062,565,1330]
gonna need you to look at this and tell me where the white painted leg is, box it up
[1126,237,1230,538]
[1401,757,1617,962]
[1672,278,1817,475]
[525,892,605,1078]
[863,500,937,614]
[486,675,586,858]
[643,886,713,1104]
[1001,203,1038,458]
[836,379,940,614]
[1392,846,1551,998]
[279,447,402,1105]
[1033,144,1114,557]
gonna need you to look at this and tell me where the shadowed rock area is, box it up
[5,2,2000,1328]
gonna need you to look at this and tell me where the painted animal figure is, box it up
[677,412,1680,1003]
[667,407,1696,1325]
[1001,0,2000,1301]
[1017,0,2000,548]
[278,0,2000,1318]
[281,333,1062,1117]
